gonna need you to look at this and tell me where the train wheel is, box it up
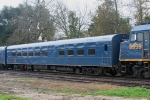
[82,68,87,75]
[31,66,34,71]
[87,68,92,75]
[94,69,99,75]
[94,68,104,76]
[0,65,5,70]
[110,68,117,76]
[23,65,27,71]
[140,71,144,78]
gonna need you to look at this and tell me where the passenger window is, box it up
[59,50,64,56]
[77,49,84,55]
[12,52,16,57]
[23,52,27,56]
[28,52,33,56]
[88,48,95,55]
[17,52,21,56]
[104,44,108,51]
[35,52,40,56]
[42,51,48,56]
[68,50,74,56]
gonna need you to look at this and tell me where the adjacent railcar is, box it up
[0,46,7,68]
[6,34,128,75]
[120,22,150,78]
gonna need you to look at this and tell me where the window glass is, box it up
[137,33,142,41]
[77,49,84,55]
[130,33,136,41]
[35,52,40,56]
[130,32,143,41]
[68,50,74,56]
[17,52,21,56]
[28,52,33,56]
[12,52,16,57]
[23,52,27,56]
[88,48,95,55]
[42,51,48,56]
[144,31,148,40]
[59,50,64,56]
[104,44,108,51]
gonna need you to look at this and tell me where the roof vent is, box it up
[140,22,150,25]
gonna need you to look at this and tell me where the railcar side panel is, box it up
[6,34,127,74]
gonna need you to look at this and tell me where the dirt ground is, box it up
[0,73,147,100]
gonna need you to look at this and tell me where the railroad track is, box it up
[0,70,150,89]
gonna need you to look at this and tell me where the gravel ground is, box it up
[0,73,147,100]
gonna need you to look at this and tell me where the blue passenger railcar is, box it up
[0,46,7,68]
[120,23,150,78]
[7,34,128,75]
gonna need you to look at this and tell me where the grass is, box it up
[3,76,150,99]
[59,87,150,99]
[94,87,150,98]
[0,94,29,100]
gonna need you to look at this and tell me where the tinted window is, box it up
[88,49,95,55]
[28,52,33,56]
[35,51,40,56]
[23,52,27,56]
[17,52,21,56]
[42,51,48,56]
[12,52,16,57]
[77,49,84,55]
[68,50,74,56]
[59,50,64,56]
[104,44,108,51]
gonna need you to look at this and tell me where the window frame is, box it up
[130,32,143,42]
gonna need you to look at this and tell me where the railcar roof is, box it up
[131,24,150,31]
[0,46,6,50]
[7,34,117,49]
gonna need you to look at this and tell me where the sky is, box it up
[0,0,130,12]
[0,0,100,10]
[0,0,132,18]
[0,0,24,9]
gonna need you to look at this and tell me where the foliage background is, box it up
[0,0,150,46]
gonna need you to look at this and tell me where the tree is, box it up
[7,0,55,45]
[68,11,78,38]
[50,2,89,39]
[0,6,21,45]
[128,0,150,25]
[88,0,131,36]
